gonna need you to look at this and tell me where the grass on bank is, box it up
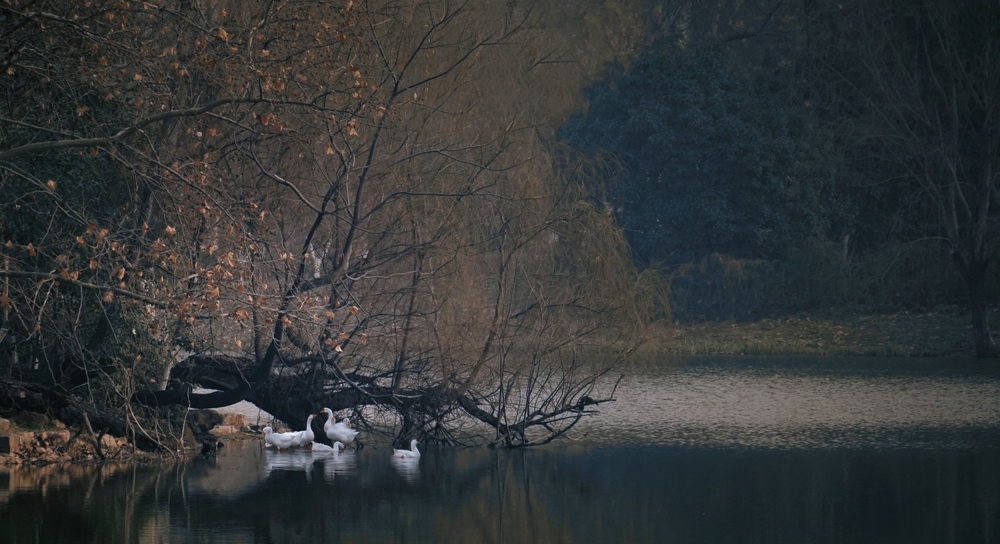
[657,306,977,357]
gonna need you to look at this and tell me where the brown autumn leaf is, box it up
[103,291,114,302]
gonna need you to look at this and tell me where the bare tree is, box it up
[826,0,1000,357]
[1,0,658,448]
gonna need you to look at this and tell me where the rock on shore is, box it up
[1,411,250,466]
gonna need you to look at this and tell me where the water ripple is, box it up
[581,356,1000,450]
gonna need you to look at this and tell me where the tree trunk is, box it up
[971,305,997,358]
[966,266,998,358]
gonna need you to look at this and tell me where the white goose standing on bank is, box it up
[319,408,359,446]
[393,439,420,459]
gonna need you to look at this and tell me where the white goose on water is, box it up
[319,408,359,445]
[262,426,298,450]
[311,441,346,453]
[292,413,317,448]
[393,439,420,459]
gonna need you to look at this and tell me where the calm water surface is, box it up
[2,356,1000,544]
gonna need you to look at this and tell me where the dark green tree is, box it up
[558,39,847,266]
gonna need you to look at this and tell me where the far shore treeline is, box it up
[0,0,997,456]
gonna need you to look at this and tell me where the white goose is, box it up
[319,408,359,445]
[311,440,346,453]
[393,439,420,459]
[262,426,298,450]
[292,413,317,448]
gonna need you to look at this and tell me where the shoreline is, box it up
[659,307,975,357]
[1,307,984,467]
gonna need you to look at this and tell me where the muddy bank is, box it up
[0,411,254,467]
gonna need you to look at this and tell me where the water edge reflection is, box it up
[1,356,999,543]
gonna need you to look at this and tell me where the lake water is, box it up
[2,355,1000,543]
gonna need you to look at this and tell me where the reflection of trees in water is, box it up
[513,447,1000,544]
[5,444,999,543]
[170,449,580,543]
[9,443,584,542]
[432,450,571,544]
[0,462,173,542]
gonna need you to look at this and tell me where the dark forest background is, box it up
[559,0,999,342]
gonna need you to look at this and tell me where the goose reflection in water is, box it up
[391,455,420,482]
[263,449,315,480]
[311,441,357,482]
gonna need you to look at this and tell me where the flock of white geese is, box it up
[262,407,421,459]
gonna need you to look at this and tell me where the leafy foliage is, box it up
[559,38,849,265]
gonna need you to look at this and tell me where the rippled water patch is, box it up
[583,356,1000,450]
